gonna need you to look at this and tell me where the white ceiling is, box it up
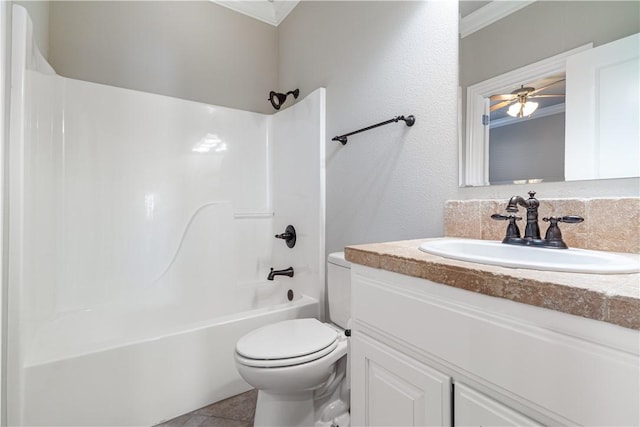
[211,0,299,26]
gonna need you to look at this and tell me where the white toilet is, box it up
[234,252,351,427]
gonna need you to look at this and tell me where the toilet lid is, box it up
[236,318,339,360]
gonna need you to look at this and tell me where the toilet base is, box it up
[253,358,350,427]
[314,379,350,427]
[254,390,315,427]
[253,389,350,427]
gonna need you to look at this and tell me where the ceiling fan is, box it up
[489,79,565,118]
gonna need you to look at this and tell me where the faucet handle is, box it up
[543,215,584,224]
[274,225,297,248]
[491,213,522,240]
[558,215,584,224]
[542,216,584,249]
[491,214,522,221]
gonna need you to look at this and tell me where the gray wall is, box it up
[460,1,640,199]
[48,1,278,113]
[278,1,459,253]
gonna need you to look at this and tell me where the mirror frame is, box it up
[463,44,592,187]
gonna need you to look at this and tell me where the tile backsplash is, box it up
[445,197,640,254]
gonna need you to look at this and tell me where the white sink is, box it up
[418,238,640,274]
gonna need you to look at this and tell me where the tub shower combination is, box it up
[8,7,326,426]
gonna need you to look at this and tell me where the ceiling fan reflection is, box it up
[489,79,565,118]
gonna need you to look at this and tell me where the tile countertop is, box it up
[344,238,640,330]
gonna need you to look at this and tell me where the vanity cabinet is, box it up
[351,333,451,426]
[350,264,640,426]
[351,333,540,427]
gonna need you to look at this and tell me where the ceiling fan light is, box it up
[507,101,539,118]
[522,101,539,116]
[506,103,520,118]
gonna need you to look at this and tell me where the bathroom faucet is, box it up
[267,267,294,281]
[495,191,584,249]
[506,191,541,239]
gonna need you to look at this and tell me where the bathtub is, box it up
[9,7,326,426]
[20,282,318,426]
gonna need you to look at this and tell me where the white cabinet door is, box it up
[454,383,542,427]
[565,33,640,180]
[351,334,452,427]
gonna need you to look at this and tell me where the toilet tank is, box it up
[327,252,351,329]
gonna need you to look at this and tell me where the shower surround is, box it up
[8,6,325,426]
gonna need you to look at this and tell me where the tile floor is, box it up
[155,389,258,427]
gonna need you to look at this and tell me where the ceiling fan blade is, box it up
[529,94,565,98]
[490,94,516,101]
[490,99,515,112]
[529,79,566,95]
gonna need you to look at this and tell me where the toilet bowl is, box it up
[235,318,349,426]
[234,252,351,427]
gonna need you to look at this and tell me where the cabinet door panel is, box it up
[454,383,542,427]
[368,363,425,426]
[351,335,451,427]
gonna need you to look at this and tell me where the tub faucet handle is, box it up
[274,225,297,248]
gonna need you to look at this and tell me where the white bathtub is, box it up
[9,8,326,426]
[21,283,318,426]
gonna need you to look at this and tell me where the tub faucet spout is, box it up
[267,267,294,281]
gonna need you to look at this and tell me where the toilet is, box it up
[234,252,351,427]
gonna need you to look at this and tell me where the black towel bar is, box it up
[332,115,415,145]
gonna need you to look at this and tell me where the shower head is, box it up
[269,89,299,110]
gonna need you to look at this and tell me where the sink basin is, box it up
[418,238,640,274]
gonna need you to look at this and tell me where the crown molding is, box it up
[211,0,299,27]
[460,1,536,38]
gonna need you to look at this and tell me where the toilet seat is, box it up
[235,318,340,368]
[236,339,339,368]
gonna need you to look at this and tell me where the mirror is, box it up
[459,1,640,187]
